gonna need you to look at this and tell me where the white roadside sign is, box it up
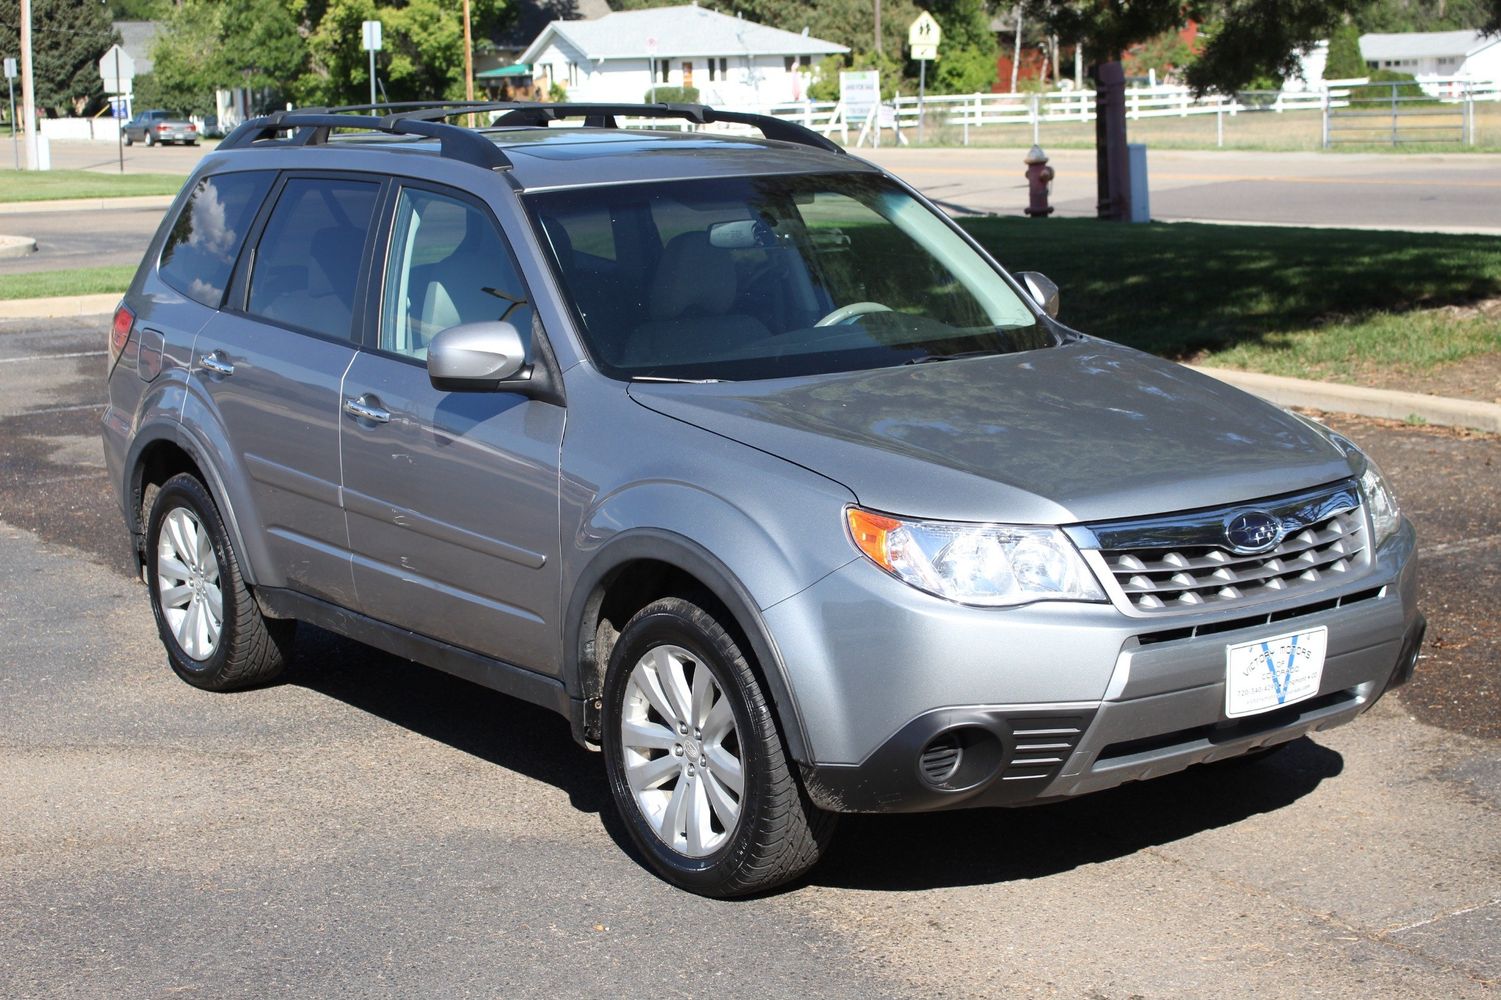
[908,11,941,61]
[98,45,135,95]
[840,70,880,123]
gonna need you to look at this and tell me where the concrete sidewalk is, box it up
[0,194,175,216]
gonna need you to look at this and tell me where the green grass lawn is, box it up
[0,169,183,203]
[957,217,1501,380]
[7,218,1498,388]
[0,265,136,300]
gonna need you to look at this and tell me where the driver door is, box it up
[339,183,564,674]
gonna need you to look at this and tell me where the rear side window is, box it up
[159,171,274,307]
[247,177,380,341]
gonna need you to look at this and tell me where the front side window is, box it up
[159,170,274,307]
[246,177,379,341]
[526,173,1049,381]
[379,188,532,360]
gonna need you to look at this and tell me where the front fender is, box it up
[563,478,858,765]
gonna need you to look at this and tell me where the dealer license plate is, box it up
[1224,626,1328,718]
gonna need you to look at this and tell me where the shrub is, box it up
[644,85,700,104]
[1324,21,1366,80]
[1367,69,1428,101]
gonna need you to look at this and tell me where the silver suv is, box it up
[103,102,1424,896]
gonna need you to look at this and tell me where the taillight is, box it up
[187,124,197,132]
[156,123,169,131]
[110,303,135,363]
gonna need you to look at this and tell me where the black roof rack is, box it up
[218,108,513,169]
[218,101,845,166]
[484,102,845,155]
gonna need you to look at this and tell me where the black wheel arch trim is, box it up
[124,420,262,588]
[565,528,812,764]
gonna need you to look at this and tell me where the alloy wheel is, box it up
[155,506,223,661]
[620,644,744,858]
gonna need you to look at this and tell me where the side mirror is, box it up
[1017,271,1060,319]
[427,321,530,392]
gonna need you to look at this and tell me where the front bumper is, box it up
[768,519,1421,814]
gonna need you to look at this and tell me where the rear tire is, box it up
[602,596,835,897]
[145,473,293,691]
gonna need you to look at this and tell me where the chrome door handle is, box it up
[344,395,391,424]
[200,352,235,376]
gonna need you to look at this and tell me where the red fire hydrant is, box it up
[1024,144,1055,218]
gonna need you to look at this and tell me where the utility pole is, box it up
[20,0,37,170]
[874,0,882,55]
[462,0,474,103]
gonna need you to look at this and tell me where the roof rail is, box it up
[218,109,512,170]
[216,100,846,166]
[484,102,846,155]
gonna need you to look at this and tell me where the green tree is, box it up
[136,0,308,115]
[927,0,998,95]
[1356,0,1495,32]
[1324,20,1366,80]
[299,0,510,105]
[1022,0,1379,96]
[0,0,117,116]
[1127,27,1196,80]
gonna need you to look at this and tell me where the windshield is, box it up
[525,173,1054,381]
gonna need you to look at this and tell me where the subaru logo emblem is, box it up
[1224,510,1283,554]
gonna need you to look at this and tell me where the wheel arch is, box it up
[124,421,269,589]
[566,529,812,764]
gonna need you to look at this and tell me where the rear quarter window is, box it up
[159,171,275,307]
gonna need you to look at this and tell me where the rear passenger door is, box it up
[191,172,382,607]
[339,183,564,674]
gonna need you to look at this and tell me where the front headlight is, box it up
[846,507,1106,607]
[1358,459,1401,547]
[1316,426,1402,548]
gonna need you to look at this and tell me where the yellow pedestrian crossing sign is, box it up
[908,11,941,61]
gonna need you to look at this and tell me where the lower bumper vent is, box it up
[919,738,961,784]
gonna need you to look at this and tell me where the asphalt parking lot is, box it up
[1,316,1498,999]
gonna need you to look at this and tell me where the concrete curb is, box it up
[0,195,175,216]
[1190,365,1501,435]
[0,234,38,259]
[0,293,121,319]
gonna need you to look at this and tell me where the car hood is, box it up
[626,340,1353,525]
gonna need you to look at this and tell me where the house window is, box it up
[683,62,694,88]
[719,58,728,78]
[567,62,578,86]
[658,59,670,83]
[800,55,812,70]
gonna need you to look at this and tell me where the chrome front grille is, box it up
[1077,480,1368,614]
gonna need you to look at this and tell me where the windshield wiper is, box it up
[630,376,727,384]
[902,349,1000,366]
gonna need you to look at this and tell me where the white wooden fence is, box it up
[620,77,1500,146]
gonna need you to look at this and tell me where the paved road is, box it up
[1,317,1498,998]
[862,147,1501,233]
[0,206,166,274]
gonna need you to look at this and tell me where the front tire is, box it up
[145,473,293,691]
[602,596,834,897]
[123,133,133,146]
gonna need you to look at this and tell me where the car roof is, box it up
[216,116,877,192]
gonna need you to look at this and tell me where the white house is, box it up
[518,3,848,108]
[1360,30,1501,80]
